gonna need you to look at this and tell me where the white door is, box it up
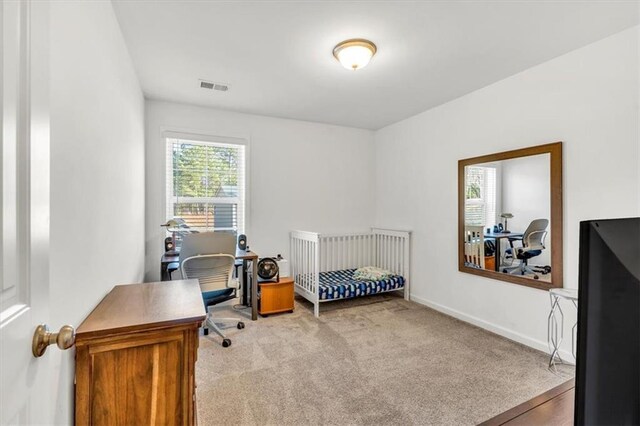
[0,1,53,424]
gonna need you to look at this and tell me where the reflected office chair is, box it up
[502,218,549,280]
[180,232,245,348]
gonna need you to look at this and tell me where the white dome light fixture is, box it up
[333,39,377,71]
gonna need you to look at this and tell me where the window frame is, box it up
[163,130,250,235]
[464,165,500,228]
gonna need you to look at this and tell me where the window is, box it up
[465,165,497,227]
[166,137,246,233]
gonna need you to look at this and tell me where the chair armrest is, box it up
[506,236,522,250]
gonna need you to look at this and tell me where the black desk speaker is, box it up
[238,234,247,251]
[164,237,174,253]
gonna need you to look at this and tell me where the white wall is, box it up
[375,26,639,358]
[501,154,551,266]
[49,1,145,423]
[145,100,375,282]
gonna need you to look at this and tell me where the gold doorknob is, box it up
[32,324,75,358]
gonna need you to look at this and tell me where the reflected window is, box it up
[465,166,497,227]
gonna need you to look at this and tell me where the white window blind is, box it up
[166,138,245,233]
[465,166,497,227]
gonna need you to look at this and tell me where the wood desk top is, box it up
[76,279,206,340]
[235,249,258,260]
[161,248,258,264]
[484,231,524,240]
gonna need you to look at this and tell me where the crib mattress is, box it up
[316,268,405,301]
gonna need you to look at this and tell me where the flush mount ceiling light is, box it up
[333,39,377,71]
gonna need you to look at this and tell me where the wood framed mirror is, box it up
[458,142,562,290]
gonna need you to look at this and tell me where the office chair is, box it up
[502,218,549,279]
[180,232,245,347]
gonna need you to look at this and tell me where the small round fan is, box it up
[257,258,279,282]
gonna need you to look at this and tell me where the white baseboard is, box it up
[410,294,575,364]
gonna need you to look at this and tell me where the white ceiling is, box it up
[112,1,639,130]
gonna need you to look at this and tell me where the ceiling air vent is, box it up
[199,80,230,92]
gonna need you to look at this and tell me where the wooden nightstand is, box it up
[259,276,294,316]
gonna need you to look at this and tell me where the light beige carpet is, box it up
[196,293,573,425]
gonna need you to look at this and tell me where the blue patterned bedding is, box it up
[307,268,405,301]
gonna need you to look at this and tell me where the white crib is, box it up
[290,228,411,317]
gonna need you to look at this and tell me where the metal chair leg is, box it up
[206,317,227,339]
[204,314,245,340]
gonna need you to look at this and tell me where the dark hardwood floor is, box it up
[480,379,574,426]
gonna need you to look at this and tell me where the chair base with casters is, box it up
[202,287,245,347]
[179,237,247,349]
[502,249,542,279]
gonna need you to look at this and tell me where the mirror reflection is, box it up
[463,153,551,282]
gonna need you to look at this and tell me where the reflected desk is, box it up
[161,249,259,320]
[484,231,523,272]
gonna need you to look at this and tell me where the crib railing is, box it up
[290,230,320,305]
[318,232,375,272]
[463,226,485,268]
[372,228,411,285]
[290,228,412,315]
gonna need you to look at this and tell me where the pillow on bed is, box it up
[353,266,393,281]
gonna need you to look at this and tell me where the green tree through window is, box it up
[167,139,245,232]
[172,143,239,198]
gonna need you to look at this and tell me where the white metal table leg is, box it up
[547,288,579,370]
[548,292,564,369]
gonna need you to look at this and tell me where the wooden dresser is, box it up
[74,280,206,426]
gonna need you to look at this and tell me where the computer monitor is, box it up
[575,217,639,425]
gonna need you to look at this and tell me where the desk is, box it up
[236,249,259,321]
[484,231,523,271]
[161,249,260,321]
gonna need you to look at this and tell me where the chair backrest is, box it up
[522,219,549,251]
[179,232,237,293]
[179,232,236,261]
[181,254,236,293]
[464,225,485,268]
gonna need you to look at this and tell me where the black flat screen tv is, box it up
[575,217,640,425]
